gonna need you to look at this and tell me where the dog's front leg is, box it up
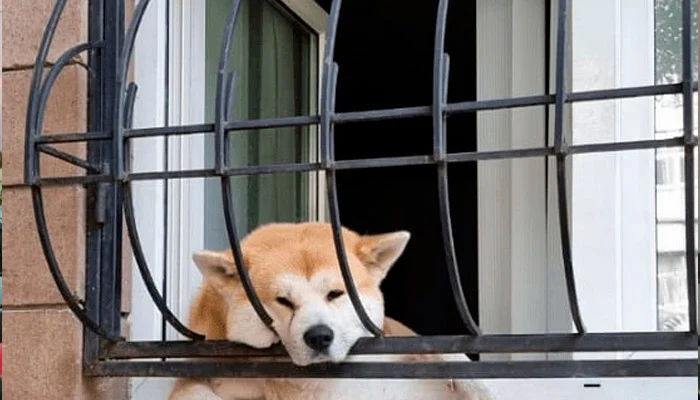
[169,379,225,400]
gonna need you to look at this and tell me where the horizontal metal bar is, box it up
[335,155,432,170]
[102,332,697,360]
[446,94,553,114]
[447,147,554,162]
[226,115,320,131]
[567,137,686,154]
[32,136,695,186]
[35,131,112,144]
[446,83,691,114]
[89,359,697,379]
[38,174,113,186]
[568,83,684,102]
[126,123,215,138]
[102,83,699,141]
[334,105,432,123]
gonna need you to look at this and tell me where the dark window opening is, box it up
[315,0,479,338]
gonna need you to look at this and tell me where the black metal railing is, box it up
[24,0,698,379]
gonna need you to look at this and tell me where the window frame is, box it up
[21,0,698,384]
[129,2,327,396]
[128,0,328,346]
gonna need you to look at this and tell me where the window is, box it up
[202,0,321,252]
[127,1,326,396]
[24,0,698,397]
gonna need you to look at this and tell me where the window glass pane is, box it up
[654,0,698,84]
[654,0,698,331]
[204,0,318,250]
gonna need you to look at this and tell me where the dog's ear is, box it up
[192,250,238,289]
[356,231,411,282]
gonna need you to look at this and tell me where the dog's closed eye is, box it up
[276,297,295,309]
[326,290,345,302]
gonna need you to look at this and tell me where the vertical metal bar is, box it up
[216,0,275,328]
[553,0,586,334]
[432,0,480,336]
[681,0,697,333]
[99,0,125,340]
[84,0,107,370]
[321,0,383,336]
[544,0,552,202]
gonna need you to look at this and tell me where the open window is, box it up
[22,0,698,399]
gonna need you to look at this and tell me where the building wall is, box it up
[2,2,129,399]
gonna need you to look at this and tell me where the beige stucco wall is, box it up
[2,2,129,399]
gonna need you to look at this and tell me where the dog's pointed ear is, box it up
[356,231,411,282]
[192,250,238,289]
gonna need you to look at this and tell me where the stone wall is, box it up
[2,2,129,399]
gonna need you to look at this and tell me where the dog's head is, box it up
[192,222,410,366]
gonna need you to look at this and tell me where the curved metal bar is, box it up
[124,82,138,130]
[215,0,275,328]
[115,0,152,180]
[432,0,448,159]
[326,170,384,336]
[319,1,341,168]
[320,0,383,336]
[220,179,275,328]
[224,71,238,122]
[122,184,205,340]
[25,0,68,185]
[224,71,238,164]
[22,0,118,340]
[36,42,100,140]
[215,0,242,174]
[31,186,122,341]
[120,82,204,340]
[552,0,586,334]
[555,156,585,332]
[432,0,481,336]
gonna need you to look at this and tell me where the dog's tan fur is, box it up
[169,223,492,400]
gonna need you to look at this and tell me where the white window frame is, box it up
[129,0,327,397]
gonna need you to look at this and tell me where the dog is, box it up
[169,222,492,400]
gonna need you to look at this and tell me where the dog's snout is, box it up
[303,324,334,352]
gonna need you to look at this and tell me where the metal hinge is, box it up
[95,182,109,225]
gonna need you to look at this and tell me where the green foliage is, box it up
[655,0,698,83]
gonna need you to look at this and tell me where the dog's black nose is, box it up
[303,324,334,352]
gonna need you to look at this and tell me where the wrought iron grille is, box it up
[24,0,698,379]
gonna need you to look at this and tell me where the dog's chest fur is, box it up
[260,379,473,400]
